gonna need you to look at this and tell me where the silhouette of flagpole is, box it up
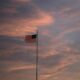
[36,30,38,80]
[25,30,39,80]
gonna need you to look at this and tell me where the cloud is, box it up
[8,64,35,72]
[0,0,54,20]
[40,74,51,80]
[0,0,80,80]
[35,27,80,80]
[39,54,80,80]
[0,35,37,66]
[0,10,54,36]
[32,0,80,12]
[0,0,54,37]
[50,27,80,44]
[0,61,36,80]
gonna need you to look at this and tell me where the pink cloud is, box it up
[0,10,54,36]
[53,27,80,42]
[8,64,36,72]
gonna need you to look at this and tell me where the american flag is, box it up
[25,34,37,42]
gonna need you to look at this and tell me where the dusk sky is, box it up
[0,0,80,80]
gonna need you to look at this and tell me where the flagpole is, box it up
[36,30,38,80]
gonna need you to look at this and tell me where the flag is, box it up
[25,34,37,42]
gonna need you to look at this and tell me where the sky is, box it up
[0,0,80,80]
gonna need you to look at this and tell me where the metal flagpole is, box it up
[36,30,38,80]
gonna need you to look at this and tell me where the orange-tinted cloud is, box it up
[0,0,80,80]
[39,54,80,80]
[0,10,54,36]
[8,64,36,72]
[53,27,80,42]
[40,74,51,80]
[37,36,80,80]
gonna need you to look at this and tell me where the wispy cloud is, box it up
[8,64,36,72]
[0,0,80,80]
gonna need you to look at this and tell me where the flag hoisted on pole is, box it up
[25,34,37,43]
[25,30,38,80]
